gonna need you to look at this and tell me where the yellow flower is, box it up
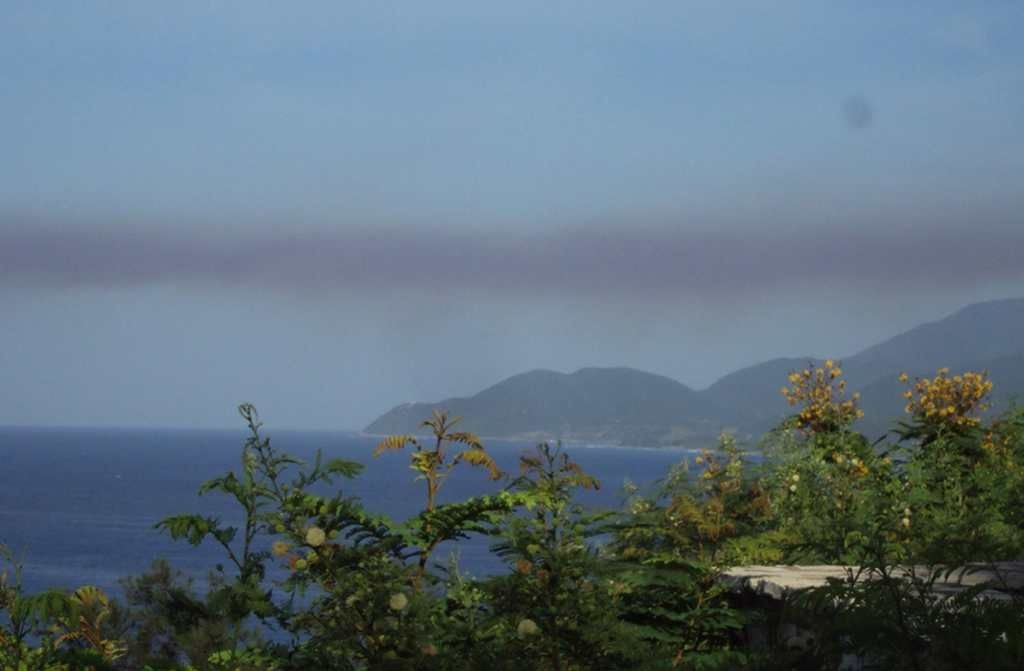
[899,372,909,383]
[780,362,860,433]
[305,526,327,547]
[901,517,911,529]
[901,368,991,427]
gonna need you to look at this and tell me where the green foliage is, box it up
[4,373,1024,670]
[374,409,503,590]
[785,567,1024,670]
[0,546,125,670]
[617,433,778,567]
[608,433,770,669]
[112,559,269,670]
[758,366,1024,669]
[485,443,640,670]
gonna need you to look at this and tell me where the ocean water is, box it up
[0,426,697,600]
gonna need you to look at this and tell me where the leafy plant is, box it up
[1,545,125,670]
[374,409,502,588]
[760,366,1024,668]
[4,361,1022,670]
[155,403,367,667]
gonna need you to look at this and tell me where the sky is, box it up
[2,1,1024,430]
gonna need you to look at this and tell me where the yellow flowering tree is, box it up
[770,362,903,563]
[780,360,863,435]
[898,368,993,439]
[892,369,1024,566]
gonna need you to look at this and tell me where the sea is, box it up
[0,426,700,601]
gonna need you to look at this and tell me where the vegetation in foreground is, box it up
[2,363,1023,670]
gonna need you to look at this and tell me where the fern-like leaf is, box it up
[323,458,364,479]
[373,434,417,457]
[409,494,519,547]
[446,431,484,450]
[454,446,502,480]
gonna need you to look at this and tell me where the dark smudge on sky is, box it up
[842,95,874,130]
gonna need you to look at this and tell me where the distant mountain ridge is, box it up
[366,298,1024,446]
[365,367,724,447]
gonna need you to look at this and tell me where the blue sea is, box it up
[0,426,697,600]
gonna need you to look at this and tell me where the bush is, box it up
[2,364,1022,670]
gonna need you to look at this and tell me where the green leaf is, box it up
[156,514,225,546]
[324,458,364,479]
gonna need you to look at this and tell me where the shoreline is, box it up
[358,431,725,452]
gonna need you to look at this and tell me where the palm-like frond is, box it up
[54,586,127,661]
[409,494,518,546]
[373,434,418,457]
[446,431,484,450]
[454,447,502,480]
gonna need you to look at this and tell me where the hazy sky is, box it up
[3,2,1023,429]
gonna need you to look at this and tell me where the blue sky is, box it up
[2,2,1023,429]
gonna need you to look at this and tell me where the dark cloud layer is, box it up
[2,216,1022,298]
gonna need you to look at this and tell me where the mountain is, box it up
[704,298,1024,437]
[843,298,1024,388]
[701,358,823,436]
[364,367,725,446]
[365,298,1024,446]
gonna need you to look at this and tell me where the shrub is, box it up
[4,364,1022,670]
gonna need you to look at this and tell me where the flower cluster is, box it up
[389,592,409,612]
[828,452,871,478]
[900,368,992,428]
[982,427,1016,458]
[780,360,862,433]
[305,526,327,547]
[517,618,539,637]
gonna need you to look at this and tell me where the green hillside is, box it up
[365,367,725,446]
[366,298,1024,446]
